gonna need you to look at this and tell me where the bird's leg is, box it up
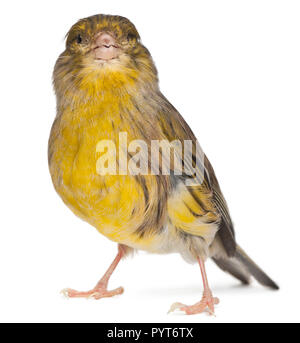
[169,256,219,315]
[61,244,124,299]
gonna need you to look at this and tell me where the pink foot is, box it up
[169,290,219,315]
[61,286,124,300]
[61,245,125,300]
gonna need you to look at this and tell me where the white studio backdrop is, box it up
[0,0,299,323]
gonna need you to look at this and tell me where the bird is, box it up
[48,14,279,315]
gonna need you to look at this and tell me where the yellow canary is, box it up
[48,14,278,315]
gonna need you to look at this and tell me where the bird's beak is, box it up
[92,32,120,61]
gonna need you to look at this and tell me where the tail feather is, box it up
[212,256,251,285]
[235,245,279,290]
[213,245,279,290]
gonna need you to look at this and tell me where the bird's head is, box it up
[54,14,158,106]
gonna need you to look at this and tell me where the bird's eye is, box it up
[76,34,82,44]
[127,33,135,41]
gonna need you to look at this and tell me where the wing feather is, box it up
[157,94,236,256]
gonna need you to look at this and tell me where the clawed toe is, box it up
[60,286,124,299]
[168,295,219,316]
[89,286,124,299]
[60,288,71,298]
[167,302,187,314]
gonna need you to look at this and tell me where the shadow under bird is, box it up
[48,14,279,315]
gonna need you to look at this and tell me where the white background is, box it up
[0,0,299,323]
